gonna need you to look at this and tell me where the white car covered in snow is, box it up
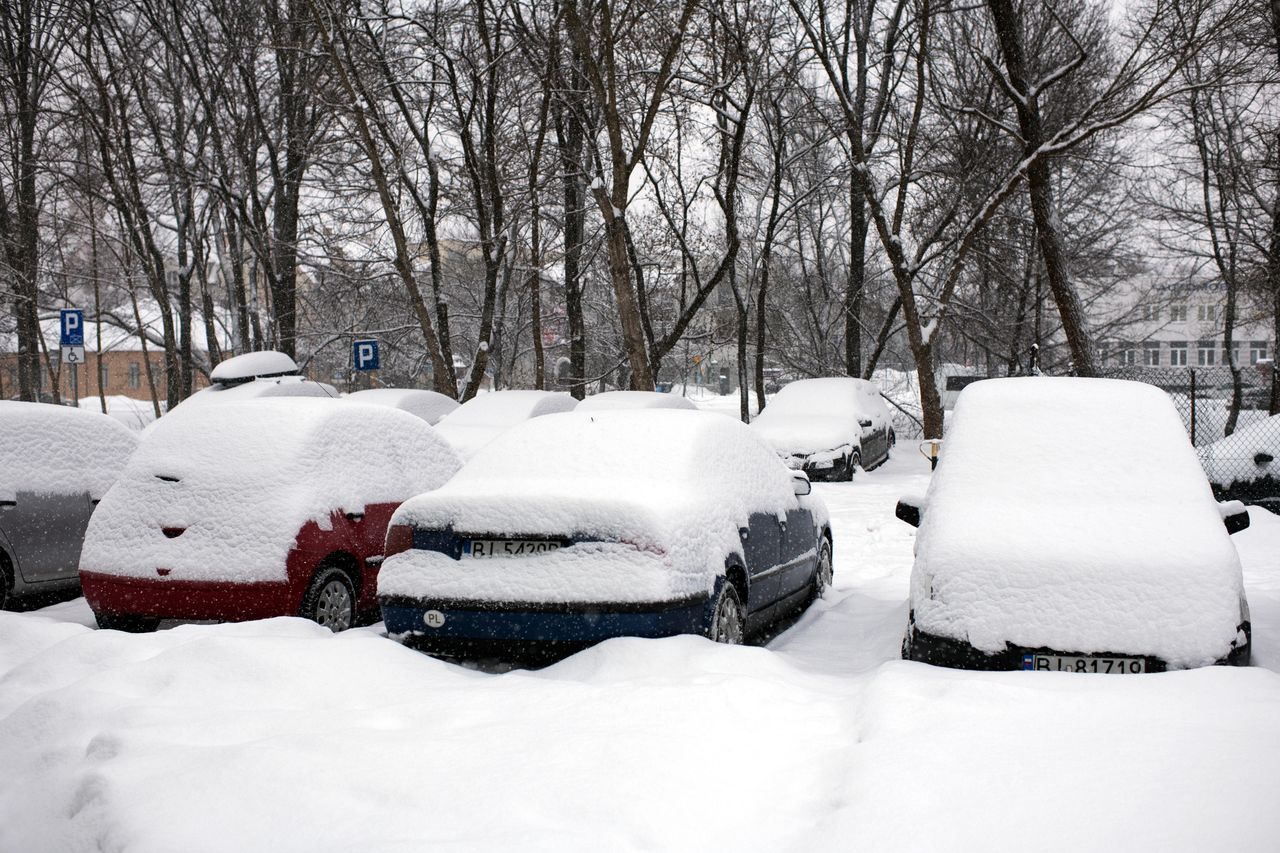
[575,390,698,411]
[896,377,1252,672]
[1201,413,1280,513]
[751,377,894,480]
[432,389,577,459]
[378,409,831,658]
[346,387,460,425]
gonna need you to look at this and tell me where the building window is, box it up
[1143,343,1161,367]
[1140,304,1160,322]
[1197,340,1217,366]
[128,362,141,389]
[1170,305,1188,322]
[1120,344,1137,366]
[1250,341,1269,364]
[1197,304,1218,322]
[1170,342,1188,366]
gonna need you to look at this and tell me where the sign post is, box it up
[60,309,85,407]
[353,338,380,379]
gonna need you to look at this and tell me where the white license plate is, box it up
[811,459,833,469]
[1022,654,1145,674]
[466,539,561,558]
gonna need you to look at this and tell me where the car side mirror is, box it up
[895,498,922,528]
[858,418,873,428]
[1219,500,1250,535]
[792,474,812,496]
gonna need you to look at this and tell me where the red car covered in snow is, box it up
[79,398,461,632]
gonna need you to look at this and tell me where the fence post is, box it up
[1189,368,1197,446]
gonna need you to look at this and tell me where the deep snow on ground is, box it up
[2,451,1280,852]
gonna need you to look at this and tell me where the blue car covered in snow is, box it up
[377,410,832,660]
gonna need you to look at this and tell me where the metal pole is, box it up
[71,361,79,407]
[1189,368,1196,446]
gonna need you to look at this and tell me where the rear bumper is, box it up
[902,620,1252,672]
[80,570,296,622]
[379,594,711,657]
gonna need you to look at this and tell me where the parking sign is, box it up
[60,309,84,346]
[353,339,380,372]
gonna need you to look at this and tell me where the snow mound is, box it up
[380,410,827,603]
[346,388,460,425]
[0,401,138,499]
[752,377,891,455]
[209,350,298,384]
[81,399,462,583]
[911,377,1246,667]
[575,390,698,411]
[434,390,577,459]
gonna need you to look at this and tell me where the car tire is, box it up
[0,552,12,612]
[301,566,356,632]
[810,538,833,601]
[707,581,745,644]
[95,613,161,633]
[840,450,861,481]
[888,428,896,448]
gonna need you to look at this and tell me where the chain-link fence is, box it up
[1103,366,1280,512]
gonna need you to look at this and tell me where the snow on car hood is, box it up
[81,400,461,584]
[911,378,1246,668]
[750,416,853,457]
[379,410,826,604]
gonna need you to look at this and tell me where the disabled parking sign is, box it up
[353,339,380,372]
[60,309,84,346]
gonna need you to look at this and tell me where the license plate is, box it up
[811,459,833,469]
[466,539,561,558]
[1021,654,1145,674]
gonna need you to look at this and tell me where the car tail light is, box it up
[384,524,414,558]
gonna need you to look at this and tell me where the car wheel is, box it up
[707,582,745,644]
[301,566,356,632]
[888,428,896,448]
[811,539,833,600]
[841,450,861,481]
[0,553,12,612]
[95,613,161,633]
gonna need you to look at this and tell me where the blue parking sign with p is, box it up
[353,339,380,371]
[60,309,84,346]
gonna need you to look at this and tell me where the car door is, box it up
[0,490,92,584]
[741,511,784,611]
[776,506,818,599]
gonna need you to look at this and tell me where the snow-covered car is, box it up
[896,377,1252,673]
[0,402,138,609]
[1201,414,1280,513]
[79,399,462,632]
[167,350,335,416]
[346,387,460,425]
[751,377,894,480]
[378,409,832,658]
[432,389,577,459]
[575,390,698,411]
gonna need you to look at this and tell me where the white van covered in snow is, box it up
[897,377,1251,672]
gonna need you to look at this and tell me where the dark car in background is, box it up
[751,378,894,480]
[378,410,832,660]
[0,402,138,610]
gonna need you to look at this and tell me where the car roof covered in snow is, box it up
[81,399,462,584]
[434,390,577,459]
[0,401,138,499]
[910,377,1245,667]
[346,388,460,425]
[575,390,698,412]
[209,350,299,384]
